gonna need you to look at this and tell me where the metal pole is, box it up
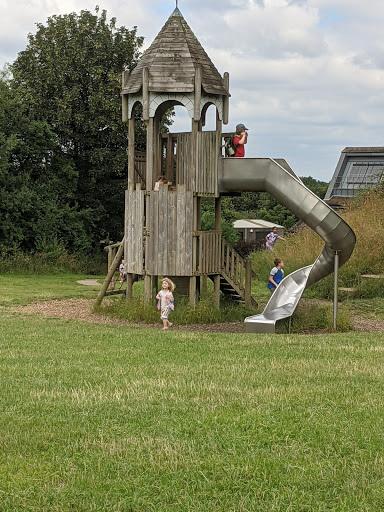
[333,251,339,330]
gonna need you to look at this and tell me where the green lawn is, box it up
[0,274,103,306]
[1,275,384,511]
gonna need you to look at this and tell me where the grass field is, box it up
[1,275,384,511]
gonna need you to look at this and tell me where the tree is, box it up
[11,8,144,248]
[0,69,95,252]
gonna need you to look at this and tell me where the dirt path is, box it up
[18,299,244,333]
[16,298,384,333]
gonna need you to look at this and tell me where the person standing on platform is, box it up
[233,123,248,158]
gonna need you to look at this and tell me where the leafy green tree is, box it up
[11,8,144,247]
[0,70,94,252]
[301,176,328,199]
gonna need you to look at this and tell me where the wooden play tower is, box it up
[97,6,254,308]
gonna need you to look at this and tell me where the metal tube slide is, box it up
[219,158,356,333]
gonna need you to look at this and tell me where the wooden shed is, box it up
[233,220,285,242]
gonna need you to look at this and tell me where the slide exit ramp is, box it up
[218,158,356,333]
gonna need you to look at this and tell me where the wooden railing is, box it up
[197,233,253,306]
[134,152,146,188]
[221,238,247,293]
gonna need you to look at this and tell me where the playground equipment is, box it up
[96,7,356,333]
[219,158,355,332]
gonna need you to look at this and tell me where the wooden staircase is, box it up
[209,238,257,307]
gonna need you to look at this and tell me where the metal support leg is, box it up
[333,251,339,330]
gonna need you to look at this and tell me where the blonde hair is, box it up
[162,277,175,292]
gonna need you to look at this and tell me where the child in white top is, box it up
[156,278,175,330]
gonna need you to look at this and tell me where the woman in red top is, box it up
[233,123,248,157]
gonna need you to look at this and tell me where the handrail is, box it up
[220,238,247,292]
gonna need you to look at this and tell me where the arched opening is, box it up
[201,103,217,131]
[156,102,191,187]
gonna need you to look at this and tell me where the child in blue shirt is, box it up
[267,258,284,293]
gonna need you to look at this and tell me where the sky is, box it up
[1,0,384,182]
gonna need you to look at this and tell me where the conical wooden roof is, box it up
[122,8,227,96]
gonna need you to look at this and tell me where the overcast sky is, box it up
[1,0,383,182]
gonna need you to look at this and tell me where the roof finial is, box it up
[176,0,178,7]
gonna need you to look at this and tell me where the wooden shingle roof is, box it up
[122,8,227,96]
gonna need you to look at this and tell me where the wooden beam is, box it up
[144,274,152,305]
[146,117,154,190]
[189,276,196,307]
[222,72,229,125]
[214,274,221,309]
[143,67,149,121]
[245,259,252,308]
[128,116,135,188]
[122,94,128,124]
[126,273,134,300]
[96,241,124,306]
[194,67,202,121]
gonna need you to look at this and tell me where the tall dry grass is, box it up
[251,187,384,297]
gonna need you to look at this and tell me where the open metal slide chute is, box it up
[218,158,356,333]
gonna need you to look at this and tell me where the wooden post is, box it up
[122,94,129,124]
[202,275,208,294]
[146,118,154,191]
[189,276,196,307]
[128,115,135,188]
[142,67,149,121]
[194,67,202,121]
[166,134,173,183]
[245,259,252,308]
[152,275,158,301]
[222,72,229,126]
[214,274,221,308]
[153,114,161,181]
[144,274,152,305]
[96,242,124,306]
[215,197,221,232]
[126,273,134,300]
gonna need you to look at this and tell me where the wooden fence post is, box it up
[245,259,252,308]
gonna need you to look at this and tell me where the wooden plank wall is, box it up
[124,184,144,274]
[176,133,192,189]
[176,131,219,196]
[196,131,219,196]
[197,231,221,274]
[146,185,193,276]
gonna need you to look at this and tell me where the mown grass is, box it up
[1,308,384,511]
[0,274,103,306]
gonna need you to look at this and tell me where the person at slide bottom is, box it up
[156,277,175,330]
[267,258,284,294]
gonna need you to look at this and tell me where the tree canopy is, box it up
[5,8,144,251]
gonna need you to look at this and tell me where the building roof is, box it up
[325,147,384,204]
[122,8,228,96]
[233,220,285,230]
[342,147,384,154]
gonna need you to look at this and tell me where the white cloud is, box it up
[1,0,384,181]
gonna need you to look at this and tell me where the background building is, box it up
[233,220,285,242]
[325,147,384,207]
